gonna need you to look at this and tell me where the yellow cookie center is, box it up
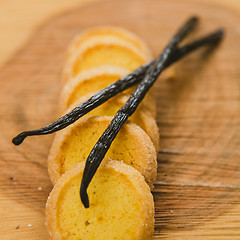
[66,95,157,150]
[57,169,141,240]
[71,32,145,54]
[73,44,145,75]
[58,118,152,184]
[66,74,134,108]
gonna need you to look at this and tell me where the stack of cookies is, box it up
[46,27,159,240]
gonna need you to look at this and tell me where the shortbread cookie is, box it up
[48,116,157,188]
[67,26,152,60]
[63,38,150,83]
[46,160,154,240]
[63,93,159,151]
[60,66,156,117]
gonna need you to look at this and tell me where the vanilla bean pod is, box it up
[80,16,200,208]
[12,28,223,146]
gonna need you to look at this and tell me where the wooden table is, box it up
[0,0,240,239]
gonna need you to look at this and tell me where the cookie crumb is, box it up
[38,187,42,191]
[16,225,20,229]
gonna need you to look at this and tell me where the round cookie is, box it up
[66,26,152,60]
[63,93,159,151]
[59,65,156,117]
[48,116,157,188]
[46,160,154,240]
[63,38,150,83]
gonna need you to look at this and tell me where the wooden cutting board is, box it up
[0,0,240,239]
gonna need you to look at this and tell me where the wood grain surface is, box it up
[0,0,240,239]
